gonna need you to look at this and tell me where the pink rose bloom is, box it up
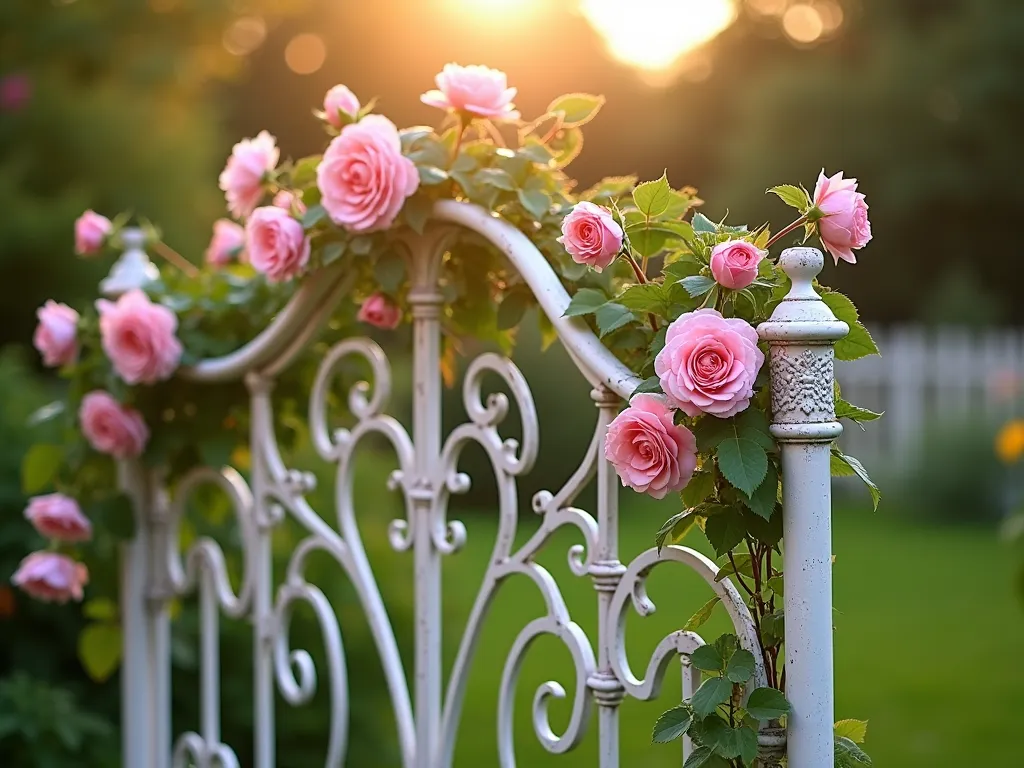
[97,289,182,384]
[74,210,112,256]
[205,219,245,267]
[557,201,623,271]
[33,300,79,367]
[245,206,310,282]
[420,63,520,121]
[605,394,697,499]
[357,293,402,330]
[813,169,872,265]
[655,309,765,419]
[272,189,307,215]
[323,84,360,128]
[316,115,419,233]
[12,552,88,603]
[80,390,149,458]
[709,240,765,290]
[24,494,92,542]
[218,130,279,219]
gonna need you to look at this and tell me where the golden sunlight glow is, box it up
[782,4,824,43]
[448,0,540,22]
[284,33,326,75]
[223,17,267,57]
[581,0,737,73]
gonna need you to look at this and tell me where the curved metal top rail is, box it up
[181,200,641,400]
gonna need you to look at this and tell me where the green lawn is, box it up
[430,496,1024,767]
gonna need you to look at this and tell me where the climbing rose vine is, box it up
[19,63,880,767]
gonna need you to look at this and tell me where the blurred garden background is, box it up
[2,0,1024,765]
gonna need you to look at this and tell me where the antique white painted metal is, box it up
[112,205,845,768]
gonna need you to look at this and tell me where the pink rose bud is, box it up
[655,309,765,419]
[272,189,307,215]
[205,219,245,267]
[605,394,697,499]
[709,240,765,290]
[74,210,112,256]
[33,300,79,367]
[813,169,872,265]
[317,115,420,233]
[96,289,182,385]
[12,552,88,603]
[323,84,361,128]
[79,390,149,459]
[24,494,92,543]
[245,206,310,282]
[420,63,520,121]
[218,130,279,219]
[357,293,402,330]
[557,201,623,271]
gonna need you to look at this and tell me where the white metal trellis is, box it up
[113,203,846,768]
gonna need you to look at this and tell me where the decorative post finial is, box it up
[100,227,159,297]
[757,247,848,768]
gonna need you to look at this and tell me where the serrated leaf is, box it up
[766,575,785,597]
[682,745,714,768]
[834,719,868,744]
[681,469,715,508]
[821,292,880,361]
[595,303,635,337]
[655,510,697,551]
[633,376,664,397]
[690,677,732,717]
[725,649,756,684]
[617,283,669,314]
[830,448,881,510]
[581,174,637,202]
[836,736,873,766]
[633,172,673,219]
[704,510,746,556]
[679,275,716,298]
[768,184,812,211]
[517,188,550,219]
[689,644,724,673]
[691,212,717,233]
[714,552,753,583]
[652,706,693,743]
[835,398,883,426]
[742,462,778,519]
[745,687,792,720]
[476,167,517,191]
[716,437,768,497]
[22,444,64,494]
[683,596,721,632]
[78,623,123,682]
[547,92,605,127]
[712,634,738,666]
[563,288,607,317]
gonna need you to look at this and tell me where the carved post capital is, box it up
[757,247,848,442]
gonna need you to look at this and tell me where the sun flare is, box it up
[580,0,737,73]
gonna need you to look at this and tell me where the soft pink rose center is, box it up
[691,342,732,384]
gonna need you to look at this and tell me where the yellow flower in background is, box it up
[996,420,1024,464]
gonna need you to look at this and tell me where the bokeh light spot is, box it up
[581,0,737,74]
[284,33,326,75]
[747,0,790,16]
[816,0,845,33]
[223,16,267,57]
[782,3,824,44]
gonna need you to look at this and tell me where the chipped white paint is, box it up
[116,205,846,767]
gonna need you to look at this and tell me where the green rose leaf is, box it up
[742,461,778,520]
[581,174,637,203]
[78,623,123,683]
[745,687,792,721]
[821,291,880,361]
[679,275,716,298]
[563,288,607,317]
[651,705,693,743]
[401,193,433,235]
[716,436,768,497]
[681,469,716,508]
[725,649,756,684]
[683,596,721,632]
[21,443,64,494]
[830,448,881,510]
[836,736,873,766]
[682,745,714,768]
[655,510,697,551]
[476,167,517,191]
[321,242,345,266]
[835,719,869,744]
[690,677,732,717]
[616,283,670,315]
[689,644,724,673]
[301,203,327,229]
[517,187,550,219]
[835,398,883,426]
[632,376,664,397]
[632,172,673,219]
[691,212,717,233]
[417,165,449,185]
[547,92,606,127]
[595,302,635,337]
[768,184,812,211]
[704,509,746,557]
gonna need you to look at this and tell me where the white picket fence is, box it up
[836,325,1024,470]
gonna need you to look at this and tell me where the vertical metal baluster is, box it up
[588,386,627,768]
[200,573,221,760]
[758,247,848,768]
[248,374,276,767]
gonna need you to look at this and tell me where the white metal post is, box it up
[758,247,848,768]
